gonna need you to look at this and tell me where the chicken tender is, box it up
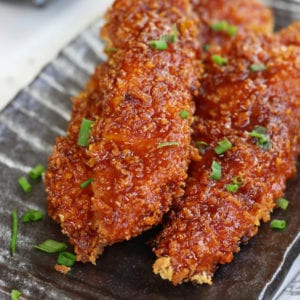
[152,32,300,285]
[46,0,201,263]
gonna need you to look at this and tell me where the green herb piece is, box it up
[57,251,76,267]
[226,184,239,193]
[34,240,67,253]
[276,198,289,210]
[157,141,179,149]
[202,44,210,52]
[233,175,244,186]
[106,47,118,53]
[149,40,168,50]
[270,219,286,230]
[226,175,244,193]
[77,118,95,147]
[210,160,222,181]
[249,63,266,72]
[211,20,228,31]
[80,178,94,189]
[10,210,18,256]
[22,209,43,223]
[195,141,209,151]
[18,176,31,193]
[162,24,178,43]
[212,54,228,66]
[29,164,45,179]
[11,289,21,300]
[210,20,237,37]
[180,109,190,119]
[214,138,232,155]
[249,126,271,149]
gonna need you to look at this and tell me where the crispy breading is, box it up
[45,0,201,263]
[152,31,300,285]
[191,0,274,47]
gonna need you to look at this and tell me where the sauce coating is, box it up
[46,0,201,263]
[152,30,300,285]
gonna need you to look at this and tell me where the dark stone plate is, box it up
[0,1,299,299]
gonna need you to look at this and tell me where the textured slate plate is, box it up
[0,1,300,299]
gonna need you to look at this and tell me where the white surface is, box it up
[0,0,112,110]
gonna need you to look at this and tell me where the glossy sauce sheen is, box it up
[153,30,300,285]
[45,0,201,263]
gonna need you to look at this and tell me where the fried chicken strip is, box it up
[46,0,201,263]
[152,30,300,285]
[191,0,274,51]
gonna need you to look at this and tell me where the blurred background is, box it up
[0,0,112,110]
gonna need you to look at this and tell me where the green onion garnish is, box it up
[180,109,190,119]
[29,164,45,179]
[233,175,244,186]
[249,63,266,72]
[226,184,239,193]
[195,141,209,149]
[10,210,18,256]
[22,209,43,223]
[18,176,31,193]
[157,141,179,149]
[249,126,271,149]
[11,290,21,300]
[210,160,222,181]
[149,40,168,50]
[212,54,228,66]
[226,175,244,193]
[80,178,94,189]
[210,20,237,37]
[276,198,289,210]
[106,47,118,53]
[214,138,232,155]
[270,219,286,230]
[202,44,210,52]
[34,240,67,253]
[77,118,94,147]
[162,24,178,43]
[57,251,76,267]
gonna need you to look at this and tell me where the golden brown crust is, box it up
[46,0,201,263]
[152,33,300,285]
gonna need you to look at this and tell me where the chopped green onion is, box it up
[212,54,228,66]
[34,240,67,253]
[157,141,179,149]
[249,126,271,149]
[233,175,244,186]
[276,198,289,210]
[214,138,232,155]
[211,20,228,31]
[270,219,286,230]
[195,141,209,152]
[226,184,239,193]
[57,251,76,267]
[210,20,237,37]
[11,289,21,300]
[180,109,190,119]
[77,118,94,147]
[22,209,43,223]
[249,63,266,72]
[149,40,168,50]
[202,44,210,52]
[29,164,45,179]
[18,176,31,193]
[106,47,118,53]
[226,175,244,193]
[10,210,18,256]
[162,24,178,43]
[227,25,238,37]
[80,178,94,189]
[210,160,222,181]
